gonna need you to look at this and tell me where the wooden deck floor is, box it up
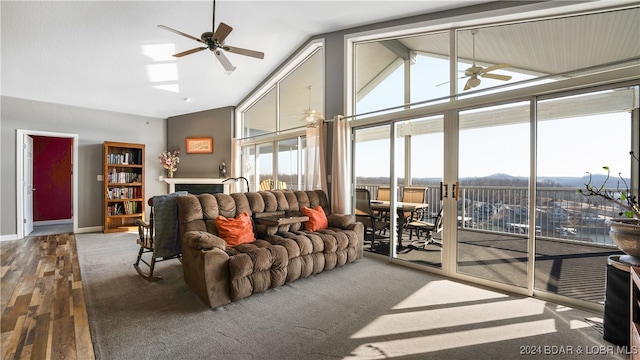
[0,233,95,360]
[369,228,622,304]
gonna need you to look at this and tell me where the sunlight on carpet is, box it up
[350,298,547,338]
[391,279,511,309]
[346,320,558,359]
[346,278,611,359]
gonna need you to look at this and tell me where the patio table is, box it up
[370,200,428,247]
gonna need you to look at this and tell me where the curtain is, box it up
[331,115,350,214]
[304,119,327,191]
[229,138,240,193]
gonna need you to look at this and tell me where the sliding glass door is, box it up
[351,85,638,308]
[353,124,392,256]
[456,101,531,288]
[534,87,636,304]
[394,116,444,268]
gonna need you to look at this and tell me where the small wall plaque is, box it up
[185,137,213,154]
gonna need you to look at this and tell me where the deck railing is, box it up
[358,184,621,246]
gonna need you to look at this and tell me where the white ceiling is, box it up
[1,0,493,119]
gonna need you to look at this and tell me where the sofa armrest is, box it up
[183,230,227,251]
[327,214,356,229]
[182,241,231,309]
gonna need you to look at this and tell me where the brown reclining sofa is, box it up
[176,189,364,309]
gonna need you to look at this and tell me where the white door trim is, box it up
[15,129,79,240]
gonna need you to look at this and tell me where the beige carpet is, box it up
[76,232,625,360]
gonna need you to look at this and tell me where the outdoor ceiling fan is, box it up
[461,30,512,90]
[158,0,264,74]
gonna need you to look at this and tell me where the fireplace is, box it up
[163,178,231,195]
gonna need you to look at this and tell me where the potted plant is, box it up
[579,151,640,261]
[159,148,180,178]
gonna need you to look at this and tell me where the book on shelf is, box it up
[108,170,141,184]
[106,187,141,199]
[106,201,140,215]
[107,150,141,165]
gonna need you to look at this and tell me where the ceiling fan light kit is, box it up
[467,76,481,89]
[302,86,323,126]
[158,0,263,74]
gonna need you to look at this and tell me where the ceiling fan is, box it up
[461,30,512,90]
[158,0,264,74]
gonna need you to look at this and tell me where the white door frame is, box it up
[24,135,34,236]
[16,129,79,239]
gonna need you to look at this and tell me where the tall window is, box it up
[353,7,639,116]
[237,41,324,190]
[354,31,450,117]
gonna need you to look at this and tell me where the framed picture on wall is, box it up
[185,137,213,154]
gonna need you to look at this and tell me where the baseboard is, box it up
[76,226,103,234]
[0,234,19,242]
[34,219,73,226]
[0,226,104,241]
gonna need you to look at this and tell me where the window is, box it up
[237,40,324,190]
[354,31,450,117]
[352,7,639,116]
[348,5,639,306]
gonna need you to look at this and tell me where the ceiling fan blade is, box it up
[463,79,472,91]
[158,25,205,44]
[213,22,233,43]
[478,63,509,74]
[173,47,208,57]
[438,74,468,87]
[481,73,512,81]
[214,50,236,74]
[223,45,264,59]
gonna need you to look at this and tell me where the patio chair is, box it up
[407,208,443,249]
[134,191,187,281]
[259,179,287,190]
[355,188,390,250]
[402,186,428,224]
[375,186,391,223]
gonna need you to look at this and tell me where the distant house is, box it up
[549,206,570,223]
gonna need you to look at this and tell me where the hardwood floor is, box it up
[1,233,94,360]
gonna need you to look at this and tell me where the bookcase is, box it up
[103,141,145,233]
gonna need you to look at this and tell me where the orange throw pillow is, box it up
[215,212,255,246]
[301,206,329,231]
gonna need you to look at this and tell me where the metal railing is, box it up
[358,184,621,246]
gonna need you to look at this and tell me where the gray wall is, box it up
[1,96,166,237]
[166,106,233,179]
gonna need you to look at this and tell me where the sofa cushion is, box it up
[226,243,288,301]
[215,212,255,246]
[301,205,329,231]
[214,193,237,218]
[327,214,356,229]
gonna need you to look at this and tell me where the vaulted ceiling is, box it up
[2,1,636,120]
[1,0,487,119]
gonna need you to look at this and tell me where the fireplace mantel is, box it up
[163,178,230,194]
